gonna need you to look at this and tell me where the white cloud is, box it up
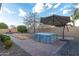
[45,3,53,9]
[63,9,71,14]
[18,8,26,17]
[0,8,2,14]
[60,5,72,11]
[60,6,66,11]
[32,3,53,13]
[54,3,61,8]
[32,3,44,13]
[75,4,79,8]
[3,7,11,14]
[60,8,63,11]
[63,10,68,14]
[0,7,14,14]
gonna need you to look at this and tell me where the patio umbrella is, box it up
[40,14,71,40]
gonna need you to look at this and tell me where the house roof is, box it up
[40,15,71,27]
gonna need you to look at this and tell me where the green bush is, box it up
[4,40,12,49]
[0,23,8,29]
[0,34,10,42]
[17,25,27,33]
[0,34,12,49]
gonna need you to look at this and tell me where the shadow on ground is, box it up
[57,39,79,56]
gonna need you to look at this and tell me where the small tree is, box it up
[23,12,40,33]
[23,12,34,28]
[10,25,16,29]
[0,23,8,29]
[17,25,27,33]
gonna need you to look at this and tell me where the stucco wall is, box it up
[28,26,79,37]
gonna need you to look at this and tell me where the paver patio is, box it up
[6,34,66,56]
[57,39,79,56]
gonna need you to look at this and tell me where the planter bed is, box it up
[0,41,31,56]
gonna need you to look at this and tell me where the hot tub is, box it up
[33,32,57,44]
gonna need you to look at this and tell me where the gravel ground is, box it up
[57,39,79,56]
[0,41,31,56]
[10,33,31,40]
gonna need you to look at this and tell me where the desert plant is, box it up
[0,34,10,42]
[17,25,27,33]
[0,34,12,49]
[4,40,12,49]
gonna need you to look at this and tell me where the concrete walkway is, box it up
[6,34,66,56]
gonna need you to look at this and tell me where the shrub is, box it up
[0,34,12,49]
[17,25,27,33]
[0,23,8,29]
[0,34,10,42]
[4,40,12,49]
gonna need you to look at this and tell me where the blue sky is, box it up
[0,3,76,27]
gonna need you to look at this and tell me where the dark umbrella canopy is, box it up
[40,15,71,40]
[41,15,70,27]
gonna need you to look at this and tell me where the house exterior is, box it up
[0,28,17,34]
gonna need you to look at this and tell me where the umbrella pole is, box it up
[33,13,36,34]
[62,26,65,40]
